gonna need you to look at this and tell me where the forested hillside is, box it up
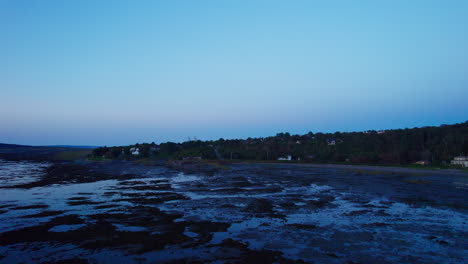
[92,121,468,166]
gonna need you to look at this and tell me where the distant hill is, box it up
[0,143,34,148]
[0,143,37,151]
[42,145,99,149]
[0,144,98,150]
[0,143,93,161]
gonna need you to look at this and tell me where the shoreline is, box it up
[82,159,468,177]
[231,161,468,176]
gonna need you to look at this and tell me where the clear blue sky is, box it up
[1,0,467,146]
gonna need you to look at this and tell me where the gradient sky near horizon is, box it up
[1,0,468,146]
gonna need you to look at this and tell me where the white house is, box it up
[130,147,140,155]
[451,156,468,167]
[327,139,336,146]
[278,155,292,161]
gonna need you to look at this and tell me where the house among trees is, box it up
[150,146,159,152]
[304,155,316,162]
[278,155,292,161]
[130,147,140,155]
[327,139,336,145]
[413,160,429,166]
[451,156,468,167]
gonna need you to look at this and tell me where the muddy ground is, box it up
[0,159,467,263]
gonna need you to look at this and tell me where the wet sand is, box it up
[0,160,467,263]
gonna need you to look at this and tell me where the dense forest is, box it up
[92,121,468,166]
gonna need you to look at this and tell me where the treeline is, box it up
[92,121,468,165]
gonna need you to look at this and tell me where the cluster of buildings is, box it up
[451,156,468,167]
[327,138,343,145]
[276,138,343,160]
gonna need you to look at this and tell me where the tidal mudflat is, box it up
[0,160,466,263]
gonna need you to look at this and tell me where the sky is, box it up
[1,0,467,146]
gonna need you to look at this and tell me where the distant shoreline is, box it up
[234,161,468,176]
